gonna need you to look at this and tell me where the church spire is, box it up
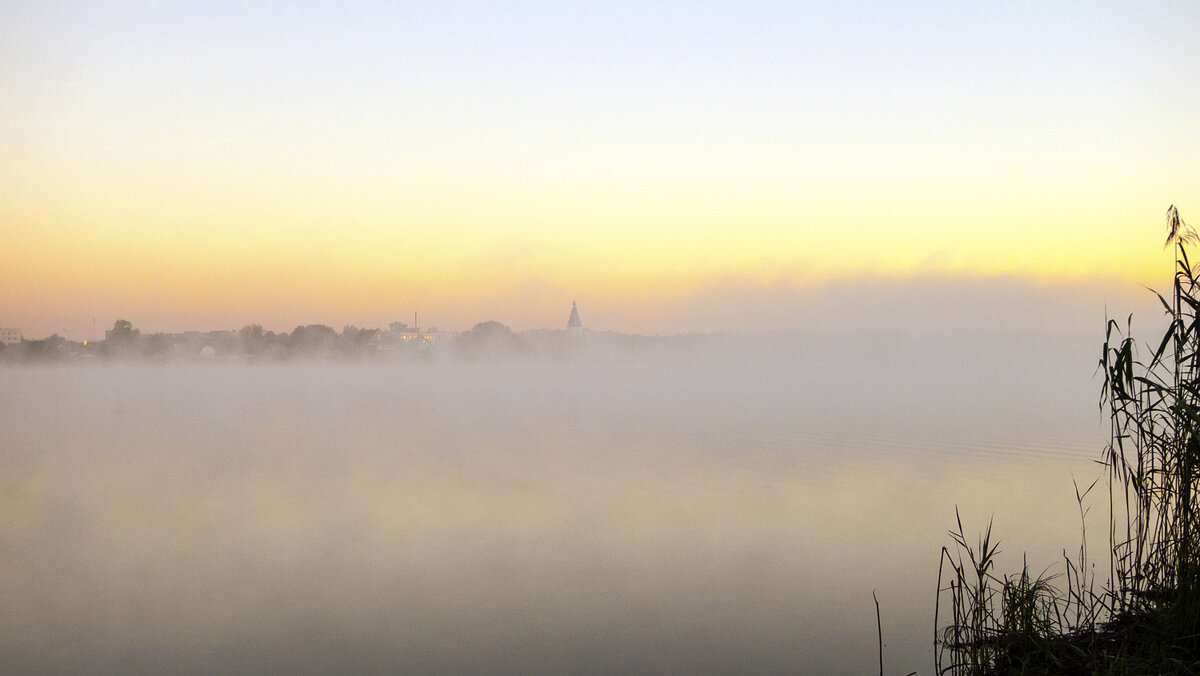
[566,301,582,335]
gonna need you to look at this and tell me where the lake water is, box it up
[0,333,1110,674]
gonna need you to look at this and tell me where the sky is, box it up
[3,1,1199,338]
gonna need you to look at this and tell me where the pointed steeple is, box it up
[566,301,582,334]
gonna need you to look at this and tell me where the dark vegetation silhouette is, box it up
[0,316,706,363]
[0,320,442,362]
[937,206,1200,674]
[454,320,524,358]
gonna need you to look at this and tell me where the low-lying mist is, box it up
[1,277,1160,674]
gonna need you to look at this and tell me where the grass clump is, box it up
[936,206,1200,675]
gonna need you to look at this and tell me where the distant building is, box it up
[0,328,22,345]
[566,301,583,337]
[354,328,384,351]
[384,322,451,348]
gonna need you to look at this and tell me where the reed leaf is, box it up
[936,206,1200,673]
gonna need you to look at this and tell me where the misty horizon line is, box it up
[5,270,1168,344]
[1,317,760,365]
[7,316,661,346]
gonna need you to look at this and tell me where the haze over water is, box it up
[2,322,1111,674]
[4,1,1199,673]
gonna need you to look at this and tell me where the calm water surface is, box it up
[0,337,1106,674]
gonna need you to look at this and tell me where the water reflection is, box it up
[0,353,1103,674]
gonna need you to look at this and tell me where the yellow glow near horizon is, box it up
[3,3,1198,337]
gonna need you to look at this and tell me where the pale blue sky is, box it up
[3,2,1199,336]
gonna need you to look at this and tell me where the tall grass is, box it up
[936,206,1200,674]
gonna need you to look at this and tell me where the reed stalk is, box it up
[935,206,1200,674]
